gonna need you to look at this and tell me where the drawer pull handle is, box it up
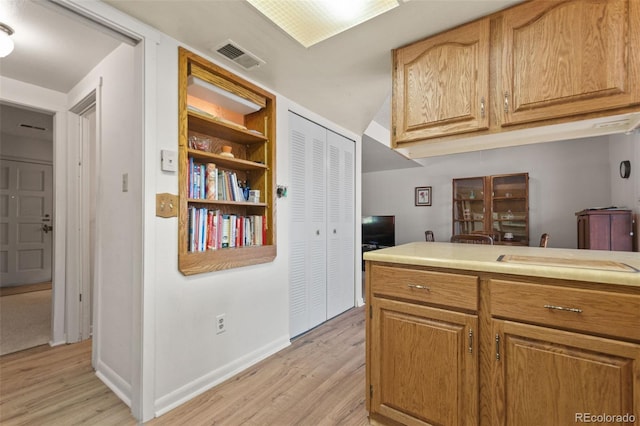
[407,284,430,291]
[544,304,583,314]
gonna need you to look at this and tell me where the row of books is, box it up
[188,159,247,202]
[188,207,266,252]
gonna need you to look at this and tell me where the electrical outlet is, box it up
[216,314,226,334]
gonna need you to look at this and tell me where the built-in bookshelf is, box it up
[178,47,276,275]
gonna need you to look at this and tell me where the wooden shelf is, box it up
[187,149,268,171]
[188,111,267,145]
[179,245,277,276]
[187,198,267,207]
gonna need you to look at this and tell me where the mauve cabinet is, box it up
[576,209,633,251]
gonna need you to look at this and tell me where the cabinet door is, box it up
[610,212,633,251]
[371,298,478,425]
[490,173,529,245]
[289,112,327,337]
[453,177,488,237]
[326,130,355,319]
[501,0,640,126]
[393,19,490,144]
[492,320,640,426]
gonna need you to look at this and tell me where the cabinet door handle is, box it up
[480,97,486,118]
[468,329,473,353]
[544,304,583,313]
[407,284,430,291]
[503,91,509,113]
[495,334,500,360]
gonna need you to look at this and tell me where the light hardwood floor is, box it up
[1,306,368,425]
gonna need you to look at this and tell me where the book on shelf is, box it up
[221,215,230,248]
[187,207,266,252]
[187,159,219,200]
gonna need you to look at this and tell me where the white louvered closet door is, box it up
[326,130,355,319]
[289,112,355,337]
[289,112,327,337]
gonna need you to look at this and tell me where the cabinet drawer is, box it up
[370,264,478,311]
[490,279,640,341]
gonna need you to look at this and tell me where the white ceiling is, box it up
[0,0,522,171]
[104,0,519,135]
[0,0,121,93]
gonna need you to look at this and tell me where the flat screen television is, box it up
[362,215,395,248]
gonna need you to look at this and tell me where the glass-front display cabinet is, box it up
[491,173,529,245]
[452,177,489,236]
[452,173,529,245]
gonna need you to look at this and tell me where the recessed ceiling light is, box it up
[247,0,400,48]
[0,22,15,58]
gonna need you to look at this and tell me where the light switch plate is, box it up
[161,150,178,172]
[156,193,178,218]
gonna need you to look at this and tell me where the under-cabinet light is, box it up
[187,76,262,114]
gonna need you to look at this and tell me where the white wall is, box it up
[1,134,53,163]
[609,132,640,211]
[66,43,140,405]
[150,37,362,417]
[362,136,619,249]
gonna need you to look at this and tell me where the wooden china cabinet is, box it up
[453,173,529,245]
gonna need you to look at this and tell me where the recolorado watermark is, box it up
[575,413,636,423]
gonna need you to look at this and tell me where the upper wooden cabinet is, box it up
[393,18,490,143]
[392,0,640,152]
[501,0,640,126]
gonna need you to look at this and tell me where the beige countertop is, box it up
[363,242,640,287]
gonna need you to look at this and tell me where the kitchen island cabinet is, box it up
[364,243,640,426]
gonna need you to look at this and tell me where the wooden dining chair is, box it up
[450,234,494,245]
[539,233,550,248]
[425,230,435,242]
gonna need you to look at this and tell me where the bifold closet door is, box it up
[326,130,355,318]
[289,112,327,337]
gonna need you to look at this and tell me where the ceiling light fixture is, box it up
[247,0,399,48]
[0,22,15,58]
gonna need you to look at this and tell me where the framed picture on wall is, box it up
[415,186,432,206]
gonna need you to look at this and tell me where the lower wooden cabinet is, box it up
[366,261,640,426]
[370,298,478,425]
[492,320,640,426]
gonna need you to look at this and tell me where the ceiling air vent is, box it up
[19,123,46,131]
[215,40,265,70]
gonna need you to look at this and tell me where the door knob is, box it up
[42,224,53,233]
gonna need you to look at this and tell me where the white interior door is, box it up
[0,159,53,286]
[326,130,355,318]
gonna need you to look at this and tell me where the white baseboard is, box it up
[154,335,291,417]
[95,358,132,408]
[49,339,66,347]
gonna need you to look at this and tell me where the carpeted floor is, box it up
[0,289,51,356]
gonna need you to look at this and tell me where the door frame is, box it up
[66,88,99,343]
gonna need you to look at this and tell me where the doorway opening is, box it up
[0,103,54,355]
